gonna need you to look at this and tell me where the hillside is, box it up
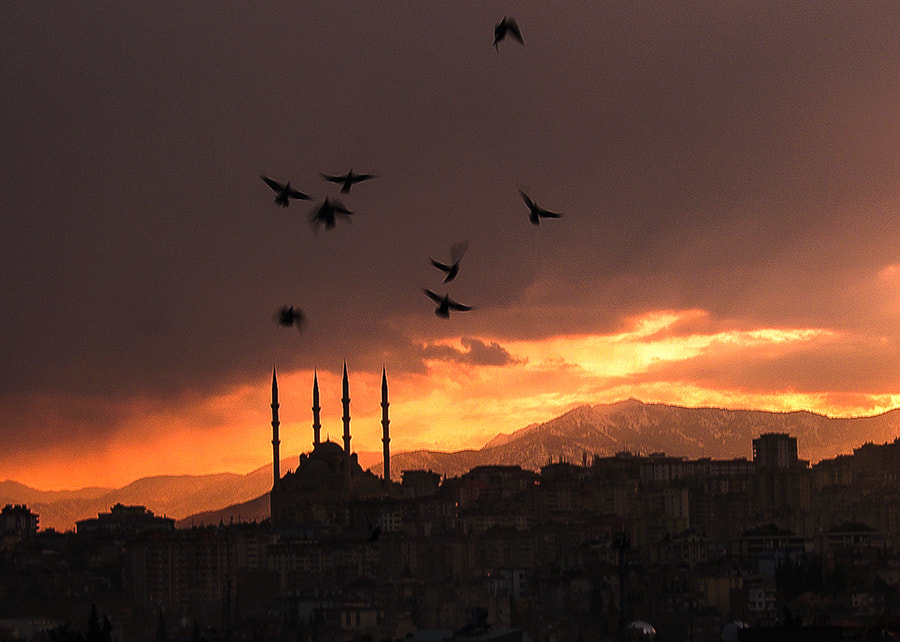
[367,399,900,477]
[1,453,385,532]
[7,400,900,531]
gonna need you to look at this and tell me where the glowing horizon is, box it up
[8,308,899,492]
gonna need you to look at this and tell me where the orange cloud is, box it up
[8,308,899,491]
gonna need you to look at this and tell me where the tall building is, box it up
[752,433,799,469]
[0,504,38,538]
[752,433,810,522]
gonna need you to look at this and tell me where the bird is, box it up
[494,16,524,50]
[429,240,469,283]
[309,197,353,231]
[274,305,305,332]
[260,175,312,207]
[423,289,473,318]
[519,189,563,225]
[320,169,378,193]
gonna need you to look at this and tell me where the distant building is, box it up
[76,503,174,537]
[852,438,900,487]
[639,455,754,485]
[125,527,231,617]
[454,465,539,509]
[402,470,442,499]
[0,504,38,539]
[732,523,809,562]
[752,433,800,469]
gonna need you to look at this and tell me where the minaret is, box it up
[312,369,322,448]
[381,366,391,486]
[270,366,280,521]
[342,362,352,486]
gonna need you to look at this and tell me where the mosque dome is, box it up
[310,439,345,463]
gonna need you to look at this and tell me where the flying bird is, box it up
[429,240,469,283]
[310,197,353,231]
[274,305,306,333]
[519,189,563,225]
[423,289,473,318]
[494,16,524,50]
[260,175,312,207]
[320,169,378,193]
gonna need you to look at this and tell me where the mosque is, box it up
[268,363,396,531]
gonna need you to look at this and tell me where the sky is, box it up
[5,2,900,490]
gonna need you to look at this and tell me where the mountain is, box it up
[8,401,900,531]
[175,493,271,528]
[2,453,386,533]
[1,459,291,533]
[367,399,900,478]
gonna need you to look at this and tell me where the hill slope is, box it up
[8,401,900,531]
[369,399,900,477]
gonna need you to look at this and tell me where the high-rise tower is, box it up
[381,366,391,486]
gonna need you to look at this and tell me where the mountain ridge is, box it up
[6,400,900,531]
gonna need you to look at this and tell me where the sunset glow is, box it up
[5,307,889,491]
[5,4,900,493]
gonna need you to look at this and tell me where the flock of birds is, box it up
[263,16,562,334]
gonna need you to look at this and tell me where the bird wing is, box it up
[447,299,473,312]
[518,189,536,210]
[308,204,332,229]
[320,172,345,183]
[287,188,311,200]
[331,199,353,214]
[507,19,524,43]
[541,209,563,218]
[430,258,451,271]
[449,239,470,263]
[423,289,444,304]
[261,175,284,192]
[351,173,376,183]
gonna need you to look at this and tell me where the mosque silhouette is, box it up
[268,363,395,531]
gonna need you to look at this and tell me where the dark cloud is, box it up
[3,1,900,462]
[422,338,520,367]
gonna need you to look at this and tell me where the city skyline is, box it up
[5,3,900,490]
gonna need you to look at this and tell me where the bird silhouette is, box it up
[423,289,473,318]
[430,240,469,283]
[519,189,563,225]
[260,175,312,207]
[309,197,353,231]
[320,169,378,193]
[494,16,524,50]
[274,305,305,333]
